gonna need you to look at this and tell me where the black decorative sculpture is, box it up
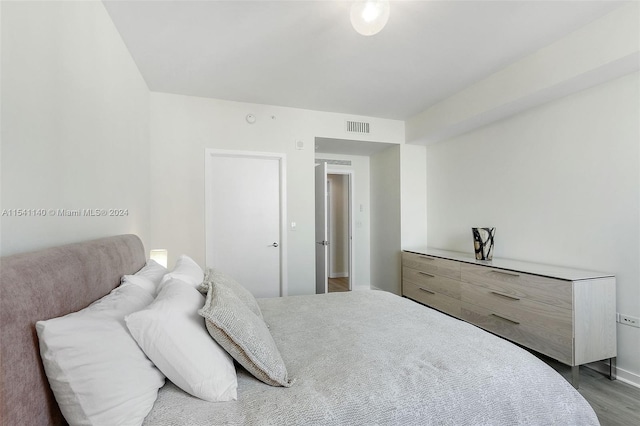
[472,227,495,260]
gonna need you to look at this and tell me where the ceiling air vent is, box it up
[346,120,370,134]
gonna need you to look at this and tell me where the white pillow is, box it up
[121,259,168,296]
[126,277,238,402]
[122,274,157,296]
[36,284,165,426]
[164,254,204,288]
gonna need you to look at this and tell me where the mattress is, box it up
[144,290,599,425]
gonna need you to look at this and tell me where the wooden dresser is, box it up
[402,248,617,387]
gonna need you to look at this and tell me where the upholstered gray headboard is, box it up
[0,235,146,426]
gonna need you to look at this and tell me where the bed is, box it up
[0,235,599,425]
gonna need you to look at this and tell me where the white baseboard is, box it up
[586,360,640,389]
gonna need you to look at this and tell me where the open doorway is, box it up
[327,172,352,292]
[315,138,398,293]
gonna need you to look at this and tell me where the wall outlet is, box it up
[617,313,640,328]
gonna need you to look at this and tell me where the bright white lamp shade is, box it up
[149,249,168,268]
[350,0,390,36]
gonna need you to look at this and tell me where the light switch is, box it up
[291,222,297,231]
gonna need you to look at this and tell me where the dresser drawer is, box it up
[460,264,572,309]
[460,302,573,364]
[402,252,461,280]
[403,280,461,317]
[460,283,572,339]
[403,266,461,299]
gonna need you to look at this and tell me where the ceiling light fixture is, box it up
[350,0,390,36]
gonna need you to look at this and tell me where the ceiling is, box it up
[103,1,623,121]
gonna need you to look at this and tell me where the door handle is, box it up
[491,313,520,325]
[270,242,279,248]
[316,240,329,246]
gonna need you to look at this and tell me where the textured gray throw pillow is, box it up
[199,268,264,319]
[198,283,292,387]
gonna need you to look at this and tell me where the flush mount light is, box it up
[350,0,390,36]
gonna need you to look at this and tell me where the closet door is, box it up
[205,150,285,297]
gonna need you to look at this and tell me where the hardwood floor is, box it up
[328,277,349,292]
[538,356,640,426]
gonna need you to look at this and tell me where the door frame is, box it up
[315,161,328,294]
[204,149,288,296]
[326,168,354,291]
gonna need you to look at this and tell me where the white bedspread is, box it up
[144,291,599,425]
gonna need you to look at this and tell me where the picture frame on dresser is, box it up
[401,248,617,388]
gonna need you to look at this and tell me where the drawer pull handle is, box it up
[419,256,435,261]
[418,288,436,295]
[491,313,520,325]
[418,272,435,278]
[491,269,520,277]
[490,291,520,301]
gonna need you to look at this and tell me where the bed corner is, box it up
[0,234,146,426]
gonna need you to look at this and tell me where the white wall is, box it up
[1,1,151,256]
[149,92,403,296]
[369,143,428,294]
[400,144,428,249]
[424,72,640,385]
[370,146,402,293]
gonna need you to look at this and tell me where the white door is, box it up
[205,151,286,298]
[315,161,328,294]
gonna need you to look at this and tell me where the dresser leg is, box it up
[571,366,580,389]
[609,357,617,381]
